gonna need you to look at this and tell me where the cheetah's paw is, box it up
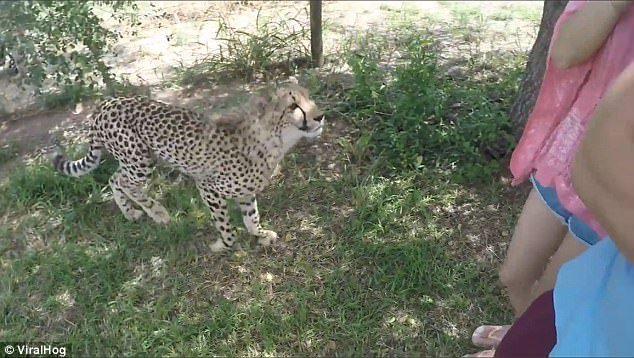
[209,238,230,253]
[257,230,278,247]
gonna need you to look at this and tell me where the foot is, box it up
[471,325,511,348]
[257,229,278,247]
[463,349,496,357]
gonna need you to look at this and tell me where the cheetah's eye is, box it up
[289,103,299,110]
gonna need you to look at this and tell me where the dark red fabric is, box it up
[495,290,557,358]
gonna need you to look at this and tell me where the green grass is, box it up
[0,3,534,356]
[0,147,520,356]
[440,1,541,23]
[441,1,484,20]
[490,4,543,23]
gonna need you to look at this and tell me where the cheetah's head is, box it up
[265,82,325,148]
[243,80,325,153]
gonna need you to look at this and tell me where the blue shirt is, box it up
[551,238,634,356]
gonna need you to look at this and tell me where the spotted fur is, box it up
[53,84,325,252]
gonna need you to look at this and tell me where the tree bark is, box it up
[309,0,324,67]
[510,0,568,135]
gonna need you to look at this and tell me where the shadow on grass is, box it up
[0,141,519,356]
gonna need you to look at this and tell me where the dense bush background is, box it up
[0,1,136,106]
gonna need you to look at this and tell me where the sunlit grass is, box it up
[0,147,519,355]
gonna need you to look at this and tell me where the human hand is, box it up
[552,0,631,69]
[610,0,632,15]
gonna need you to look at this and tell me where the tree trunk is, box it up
[309,0,324,68]
[510,0,568,135]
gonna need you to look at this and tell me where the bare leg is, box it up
[469,235,585,355]
[530,232,587,300]
[499,188,568,316]
[470,190,582,355]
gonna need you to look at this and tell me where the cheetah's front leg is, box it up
[197,184,237,252]
[239,196,278,247]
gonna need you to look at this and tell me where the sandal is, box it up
[463,349,496,357]
[471,325,511,348]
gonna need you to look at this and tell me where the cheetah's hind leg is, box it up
[113,167,171,225]
[110,169,145,221]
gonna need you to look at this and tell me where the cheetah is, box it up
[52,83,325,252]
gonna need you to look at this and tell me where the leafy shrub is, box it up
[0,1,137,105]
[345,35,522,182]
[177,9,310,86]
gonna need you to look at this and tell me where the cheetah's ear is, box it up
[288,76,299,85]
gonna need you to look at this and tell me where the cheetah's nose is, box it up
[313,114,325,122]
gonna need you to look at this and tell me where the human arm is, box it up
[571,64,634,263]
[550,1,631,69]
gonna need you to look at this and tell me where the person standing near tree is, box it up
[468,1,634,355]
[488,60,634,358]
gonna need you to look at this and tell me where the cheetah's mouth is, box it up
[306,124,322,133]
[302,124,323,139]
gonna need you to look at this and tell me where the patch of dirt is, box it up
[0,109,90,180]
[0,110,86,149]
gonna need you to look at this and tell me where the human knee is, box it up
[499,262,536,290]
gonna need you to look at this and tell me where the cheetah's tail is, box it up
[52,141,104,177]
